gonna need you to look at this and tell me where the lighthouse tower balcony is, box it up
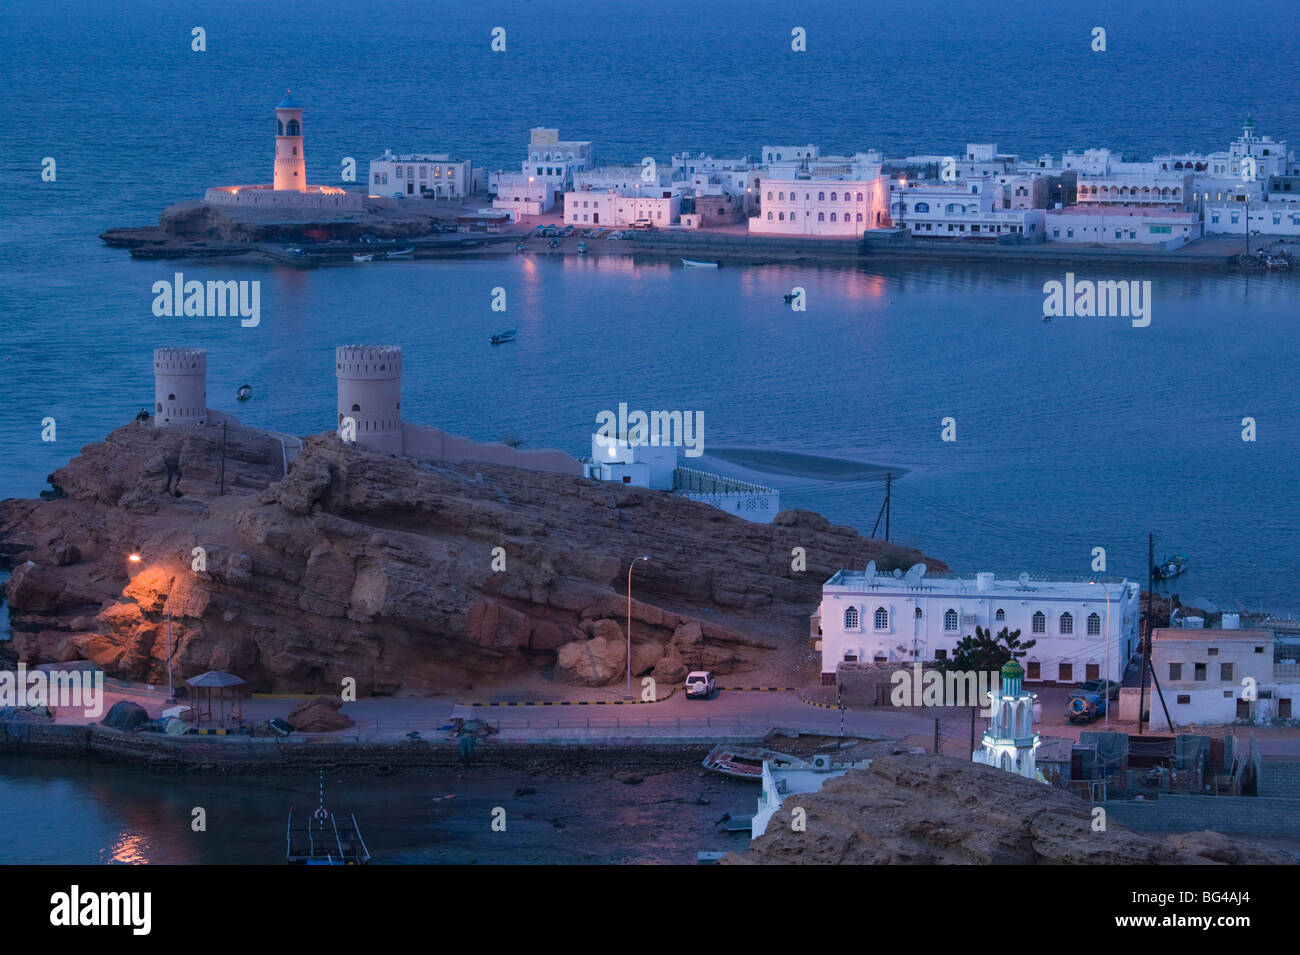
[274,91,307,193]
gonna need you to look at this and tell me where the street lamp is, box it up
[1090,580,1112,730]
[626,556,651,700]
[128,551,177,703]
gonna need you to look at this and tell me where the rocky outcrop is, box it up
[1,420,942,696]
[287,697,354,732]
[729,755,1296,865]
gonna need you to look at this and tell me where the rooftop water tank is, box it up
[1221,613,1241,629]
[976,572,994,593]
[1183,616,1205,629]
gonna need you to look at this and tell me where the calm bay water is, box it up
[1,0,1299,862]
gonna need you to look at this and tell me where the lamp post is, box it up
[626,556,651,700]
[1090,580,1112,730]
[129,552,177,703]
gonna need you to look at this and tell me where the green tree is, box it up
[940,625,1036,672]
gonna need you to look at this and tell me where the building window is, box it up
[1194,662,1206,681]
[1059,613,1073,635]
[767,191,773,200]
[995,608,1005,622]
[844,606,858,629]
[1169,662,1182,681]
[1087,613,1101,635]
[830,192,837,201]
[1221,662,1234,682]
[1032,611,1045,634]
[767,212,773,220]
[857,192,864,201]
[944,609,958,632]
[1086,663,1100,681]
[1059,663,1073,682]
[818,192,825,200]
[935,649,947,661]
[830,213,836,222]
[1026,661,1041,680]
[856,213,863,222]
[818,212,825,221]
[778,192,784,200]
[874,607,889,630]
[914,607,923,619]
[778,212,784,221]
[1177,694,1191,705]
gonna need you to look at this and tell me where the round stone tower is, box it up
[153,348,207,428]
[335,345,402,453]
[273,91,306,192]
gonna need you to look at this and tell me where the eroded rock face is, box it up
[1,421,943,696]
[730,755,1296,866]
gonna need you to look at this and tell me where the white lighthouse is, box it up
[973,659,1042,782]
[153,348,207,428]
[273,91,306,192]
[335,346,403,453]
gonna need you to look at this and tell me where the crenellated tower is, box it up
[335,345,403,453]
[153,348,207,427]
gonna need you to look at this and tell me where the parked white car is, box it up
[685,671,715,699]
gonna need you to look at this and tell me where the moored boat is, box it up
[352,253,373,262]
[1153,554,1189,580]
[681,258,719,268]
[577,241,588,254]
[387,247,414,258]
[702,744,808,780]
[235,384,252,402]
[490,329,517,345]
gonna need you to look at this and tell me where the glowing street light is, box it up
[626,556,651,700]
[128,551,177,703]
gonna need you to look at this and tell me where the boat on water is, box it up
[515,242,526,252]
[1264,255,1290,270]
[490,329,517,345]
[1153,554,1189,580]
[352,253,373,262]
[235,384,252,402]
[702,745,809,780]
[577,241,589,254]
[387,247,414,258]
[681,258,719,268]
[286,774,371,865]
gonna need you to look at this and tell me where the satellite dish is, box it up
[904,562,927,587]
[892,568,903,579]
[864,560,877,586]
[1018,572,1030,589]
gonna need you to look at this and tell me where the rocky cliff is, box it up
[0,421,942,696]
[729,755,1295,865]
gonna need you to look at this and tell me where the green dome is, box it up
[1000,659,1024,680]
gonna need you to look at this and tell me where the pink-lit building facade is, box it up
[750,177,890,236]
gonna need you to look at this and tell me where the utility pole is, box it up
[885,473,892,542]
[1138,532,1154,734]
[218,421,227,496]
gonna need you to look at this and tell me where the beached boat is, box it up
[515,242,526,252]
[286,774,371,865]
[577,241,589,254]
[681,258,719,268]
[490,329,517,345]
[1264,255,1290,270]
[702,745,808,780]
[1153,554,1189,580]
[235,384,252,402]
[352,253,373,262]
[387,247,414,258]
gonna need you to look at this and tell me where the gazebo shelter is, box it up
[185,670,247,728]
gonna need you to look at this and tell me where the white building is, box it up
[369,150,474,199]
[1075,169,1193,210]
[751,176,890,236]
[972,659,1042,782]
[1204,199,1300,236]
[1045,205,1202,247]
[574,164,676,191]
[491,127,593,219]
[563,188,680,227]
[1148,627,1298,730]
[1229,117,1288,182]
[492,174,552,218]
[891,181,1045,240]
[814,570,1140,685]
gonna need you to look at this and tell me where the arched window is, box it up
[856,192,864,201]
[1032,611,1046,634]
[995,608,1006,622]
[844,606,859,629]
[767,191,773,200]
[767,211,773,220]
[277,120,284,135]
[830,192,838,201]
[830,212,837,222]
[818,212,825,221]
[1059,612,1073,635]
[167,393,175,400]
[778,212,784,221]
[874,607,888,630]
[944,609,958,631]
[915,201,930,213]
[915,607,923,619]
[351,403,361,412]
[778,191,784,200]
[156,402,162,412]
[1087,612,1101,635]
[286,119,300,136]
[818,191,825,200]
[856,213,863,222]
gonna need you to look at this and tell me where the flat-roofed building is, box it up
[1045,204,1201,246]
[1148,627,1297,730]
[369,150,474,199]
[751,176,890,236]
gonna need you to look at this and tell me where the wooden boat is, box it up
[1153,554,1189,580]
[387,247,414,258]
[702,745,808,780]
[1263,255,1290,270]
[490,329,517,345]
[577,242,589,254]
[352,253,373,262]
[515,242,526,252]
[235,384,252,402]
[286,773,371,865]
[681,258,719,268]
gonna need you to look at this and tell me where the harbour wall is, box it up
[1101,793,1300,838]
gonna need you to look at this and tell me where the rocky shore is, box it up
[0,420,940,696]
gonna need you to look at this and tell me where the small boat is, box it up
[489,329,517,345]
[515,242,526,252]
[387,247,414,258]
[783,293,795,303]
[1263,255,1290,270]
[286,772,371,865]
[702,745,808,780]
[577,242,589,254]
[681,258,719,268]
[352,253,373,262]
[235,384,252,402]
[1153,554,1189,580]
[1042,315,1052,323]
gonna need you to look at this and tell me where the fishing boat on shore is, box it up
[387,247,414,259]
[352,252,373,262]
[681,258,719,268]
[702,744,808,780]
[1153,554,1189,580]
[490,329,517,345]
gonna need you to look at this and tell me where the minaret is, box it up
[274,91,306,192]
[973,659,1041,781]
[153,348,207,428]
[335,346,403,454]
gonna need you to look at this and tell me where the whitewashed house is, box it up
[369,150,474,199]
[890,181,1045,240]
[563,188,680,227]
[1148,626,1298,730]
[1045,205,1201,246]
[492,127,592,219]
[814,570,1140,686]
[751,176,890,236]
[1204,200,1300,236]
